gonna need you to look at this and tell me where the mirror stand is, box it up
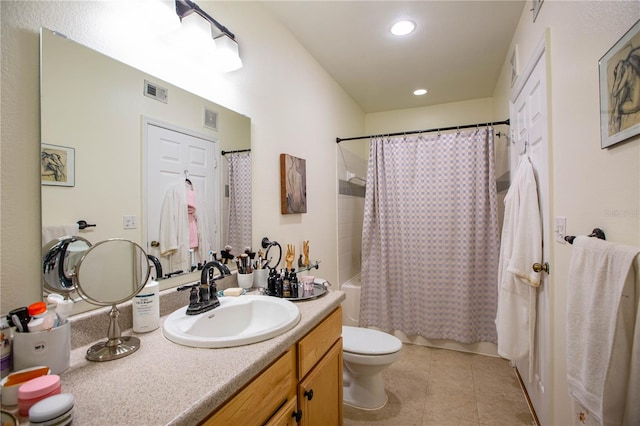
[86,304,140,362]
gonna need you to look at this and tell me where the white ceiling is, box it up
[263,1,526,113]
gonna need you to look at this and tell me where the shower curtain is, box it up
[359,128,499,344]
[226,152,252,253]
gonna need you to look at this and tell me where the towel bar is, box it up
[564,228,605,245]
[77,220,96,230]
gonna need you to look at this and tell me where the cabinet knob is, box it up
[304,389,314,401]
[292,410,302,422]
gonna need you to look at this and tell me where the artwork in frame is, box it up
[532,0,544,22]
[41,143,75,186]
[280,153,307,214]
[599,19,640,149]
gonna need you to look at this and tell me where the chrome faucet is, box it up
[177,261,231,316]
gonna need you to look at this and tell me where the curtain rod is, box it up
[336,119,510,143]
[221,148,251,155]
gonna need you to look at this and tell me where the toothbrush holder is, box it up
[13,321,70,375]
[253,269,268,289]
[237,272,254,289]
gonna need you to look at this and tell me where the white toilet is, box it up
[342,325,402,410]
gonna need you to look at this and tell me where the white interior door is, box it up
[144,121,219,276]
[509,38,550,425]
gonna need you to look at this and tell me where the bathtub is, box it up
[339,273,499,357]
[340,274,361,326]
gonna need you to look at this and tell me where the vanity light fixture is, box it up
[212,33,243,72]
[390,20,416,36]
[175,0,243,72]
[413,88,428,96]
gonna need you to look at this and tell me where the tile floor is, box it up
[343,343,535,426]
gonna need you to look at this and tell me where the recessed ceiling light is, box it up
[413,89,428,96]
[390,20,416,36]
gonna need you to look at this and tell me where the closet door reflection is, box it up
[145,122,219,277]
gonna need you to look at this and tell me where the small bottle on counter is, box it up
[275,270,283,298]
[290,269,299,298]
[267,268,277,296]
[133,278,160,333]
[282,270,291,298]
[27,302,57,332]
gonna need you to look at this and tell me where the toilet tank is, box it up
[340,275,361,326]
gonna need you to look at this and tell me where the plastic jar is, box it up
[17,374,61,417]
[29,393,74,425]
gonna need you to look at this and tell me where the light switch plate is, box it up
[554,217,566,243]
[123,215,138,229]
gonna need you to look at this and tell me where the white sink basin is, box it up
[162,295,300,348]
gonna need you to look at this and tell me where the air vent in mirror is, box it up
[204,108,218,130]
[144,80,168,103]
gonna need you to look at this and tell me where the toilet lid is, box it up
[342,326,402,355]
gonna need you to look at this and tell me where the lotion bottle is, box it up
[133,278,159,333]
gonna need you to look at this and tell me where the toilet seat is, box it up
[342,326,402,355]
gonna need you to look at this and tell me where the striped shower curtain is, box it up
[226,152,252,253]
[359,128,499,344]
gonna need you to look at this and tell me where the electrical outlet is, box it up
[555,217,566,243]
[123,215,138,229]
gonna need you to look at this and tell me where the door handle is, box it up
[150,241,160,247]
[532,262,550,274]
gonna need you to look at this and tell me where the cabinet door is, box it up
[298,339,343,426]
[265,397,299,426]
[298,306,342,378]
[203,348,296,425]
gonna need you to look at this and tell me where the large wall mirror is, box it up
[40,28,251,306]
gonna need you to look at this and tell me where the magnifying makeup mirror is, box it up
[42,237,150,362]
[74,239,150,361]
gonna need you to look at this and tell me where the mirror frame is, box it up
[74,238,151,306]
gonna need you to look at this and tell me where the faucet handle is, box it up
[177,284,199,292]
[177,284,200,310]
[199,284,210,303]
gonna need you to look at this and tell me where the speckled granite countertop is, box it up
[6,286,344,425]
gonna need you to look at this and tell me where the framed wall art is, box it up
[532,0,544,22]
[599,19,640,149]
[41,143,75,187]
[280,153,307,214]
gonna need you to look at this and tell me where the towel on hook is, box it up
[567,236,640,426]
[42,224,78,247]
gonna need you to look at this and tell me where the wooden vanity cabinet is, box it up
[264,398,299,426]
[201,306,343,426]
[296,307,343,426]
[201,348,297,426]
[297,339,342,426]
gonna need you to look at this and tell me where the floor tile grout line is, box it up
[470,353,481,425]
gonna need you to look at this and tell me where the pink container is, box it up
[17,374,61,417]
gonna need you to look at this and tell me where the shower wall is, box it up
[337,142,367,285]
